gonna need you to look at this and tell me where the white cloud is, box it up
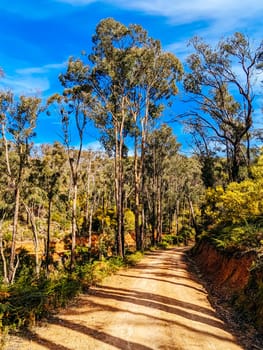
[16,62,67,76]
[0,61,67,96]
[55,0,263,61]
[55,0,263,25]
[165,41,193,62]
[83,140,103,151]
[0,75,50,95]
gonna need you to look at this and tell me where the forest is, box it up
[0,18,263,333]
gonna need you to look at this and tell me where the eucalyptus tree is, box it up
[22,159,45,278]
[0,136,10,283]
[128,40,183,250]
[48,58,95,269]
[34,142,68,274]
[0,92,41,283]
[177,156,204,237]
[79,150,108,248]
[145,124,180,244]
[89,18,183,253]
[89,18,139,256]
[0,93,13,282]
[183,33,263,182]
[163,154,204,239]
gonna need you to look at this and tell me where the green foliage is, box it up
[124,208,135,232]
[161,234,175,245]
[184,33,262,182]
[157,234,178,249]
[0,270,80,330]
[124,251,144,266]
[178,226,195,244]
[157,240,170,250]
[92,208,117,234]
[74,253,129,292]
[201,155,263,249]
[210,223,262,250]
[90,258,122,283]
[163,227,195,246]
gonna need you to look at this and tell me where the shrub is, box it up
[0,270,81,331]
[124,251,144,266]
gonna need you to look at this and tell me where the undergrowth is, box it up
[0,250,143,335]
[200,222,263,251]
[159,228,195,249]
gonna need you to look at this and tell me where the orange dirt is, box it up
[5,247,245,350]
[193,241,256,292]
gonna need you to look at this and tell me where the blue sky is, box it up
[0,0,262,151]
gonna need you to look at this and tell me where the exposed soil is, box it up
[4,247,256,349]
[192,241,257,293]
[189,241,263,348]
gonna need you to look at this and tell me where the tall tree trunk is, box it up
[139,123,147,251]
[134,133,141,251]
[151,190,156,246]
[114,126,124,258]
[46,197,52,275]
[88,206,93,250]
[0,215,8,284]
[232,143,241,182]
[70,180,78,270]
[246,131,252,178]
[187,196,199,239]
[8,185,20,283]
[156,176,162,243]
[24,203,40,277]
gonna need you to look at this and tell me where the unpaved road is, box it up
[6,247,245,350]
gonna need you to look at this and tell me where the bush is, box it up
[0,270,81,331]
[124,251,144,266]
[209,223,263,250]
[162,234,175,245]
[165,227,195,246]
[157,241,170,249]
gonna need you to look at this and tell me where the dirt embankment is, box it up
[192,240,256,293]
[191,240,263,336]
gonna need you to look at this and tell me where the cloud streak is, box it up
[16,62,67,75]
[0,61,66,96]
[54,0,263,55]
[54,0,263,24]
[0,75,50,95]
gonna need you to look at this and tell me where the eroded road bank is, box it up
[6,247,244,350]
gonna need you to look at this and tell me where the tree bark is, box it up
[8,185,20,283]
[0,215,8,284]
[24,203,40,277]
[70,180,78,270]
[46,197,52,275]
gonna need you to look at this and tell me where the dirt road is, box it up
[6,247,245,350]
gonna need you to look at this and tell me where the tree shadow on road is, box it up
[118,272,206,294]
[16,330,72,350]
[49,316,154,350]
[91,285,221,326]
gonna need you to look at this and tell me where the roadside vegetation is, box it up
[199,153,263,251]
